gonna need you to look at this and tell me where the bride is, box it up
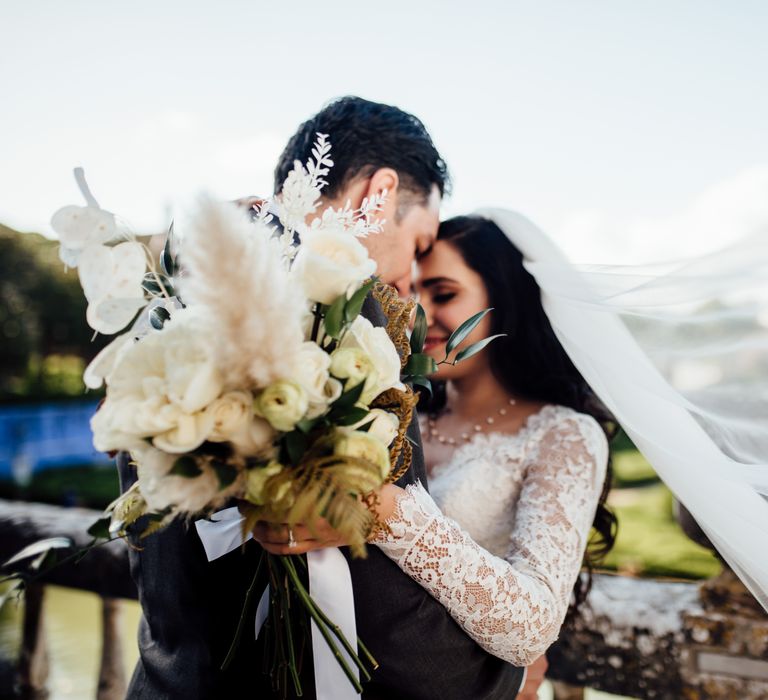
[257,212,619,697]
[373,214,618,695]
[256,207,768,696]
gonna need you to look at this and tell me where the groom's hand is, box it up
[249,484,403,555]
[250,518,346,556]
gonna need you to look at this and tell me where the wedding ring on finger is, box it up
[287,527,297,549]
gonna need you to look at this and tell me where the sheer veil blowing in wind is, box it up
[478,208,768,611]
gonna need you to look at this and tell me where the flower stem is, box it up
[311,304,323,343]
[296,572,374,681]
[221,551,265,671]
[279,556,364,693]
[278,567,303,696]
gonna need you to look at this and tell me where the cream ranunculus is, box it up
[292,230,376,305]
[90,309,225,453]
[244,460,284,505]
[333,429,392,480]
[338,316,404,404]
[204,391,276,456]
[254,380,309,432]
[351,409,400,447]
[329,347,374,392]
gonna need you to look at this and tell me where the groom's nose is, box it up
[419,296,434,326]
[393,270,413,299]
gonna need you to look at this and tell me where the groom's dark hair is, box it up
[274,96,450,203]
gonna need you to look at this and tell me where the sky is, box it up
[2,0,767,263]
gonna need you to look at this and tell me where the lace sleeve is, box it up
[373,414,608,666]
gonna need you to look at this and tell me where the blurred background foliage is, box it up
[0,224,108,403]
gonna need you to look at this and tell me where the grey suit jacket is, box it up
[118,297,525,699]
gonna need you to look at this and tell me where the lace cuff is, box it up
[371,482,440,557]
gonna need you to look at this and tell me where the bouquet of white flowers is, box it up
[40,136,421,695]
[3,136,496,697]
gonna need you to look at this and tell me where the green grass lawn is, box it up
[602,448,721,580]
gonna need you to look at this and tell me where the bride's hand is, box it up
[518,654,548,699]
[250,483,402,555]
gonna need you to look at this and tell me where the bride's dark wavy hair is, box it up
[425,215,618,616]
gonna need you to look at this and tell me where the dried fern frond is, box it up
[372,282,415,368]
[373,387,418,483]
[249,454,384,557]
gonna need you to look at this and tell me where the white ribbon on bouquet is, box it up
[195,509,359,700]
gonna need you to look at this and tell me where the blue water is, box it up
[0,401,105,479]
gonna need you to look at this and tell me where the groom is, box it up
[119,96,525,699]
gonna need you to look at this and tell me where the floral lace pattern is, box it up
[373,405,608,666]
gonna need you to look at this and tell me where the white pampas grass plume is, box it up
[178,195,307,389]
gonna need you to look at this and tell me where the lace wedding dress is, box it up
[373,404,609,666]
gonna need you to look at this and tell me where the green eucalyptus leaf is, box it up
[344,278,377,324]
[296,417,319,434]
[3,537,72,569]
[356,417,375,432]
[283,430,308,466]
[410,304,428,354]
[453,334,506,364]
[409,376,433,397]
[149,306,171,330]
[87,516,112,540]
[170,455,203,478]
[160,222,177,277]
[324,294,347,339]
[335,407,370,426]
[403,353,438,378]
[446,308,493,355]
[332,380,366,411]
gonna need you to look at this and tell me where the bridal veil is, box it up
[477,208,768,612]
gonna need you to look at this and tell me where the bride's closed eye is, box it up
[432,292,456,304]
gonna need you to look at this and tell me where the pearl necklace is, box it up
[426,398,517,446]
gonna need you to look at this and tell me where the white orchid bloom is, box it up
[78,241,148,334]
[51,205,117,267]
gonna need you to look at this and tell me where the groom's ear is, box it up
[366,168,399,201]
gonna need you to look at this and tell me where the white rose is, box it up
[338,316,404,404]
[255,380,309,432]
[206,391,254,440]
[152,410,215,454]
[293,342,334,418]
[205,392,275,456]
[333,430,391,481]
[292,230,376,305]
[351,409,400,447]
[90,309,225,452]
